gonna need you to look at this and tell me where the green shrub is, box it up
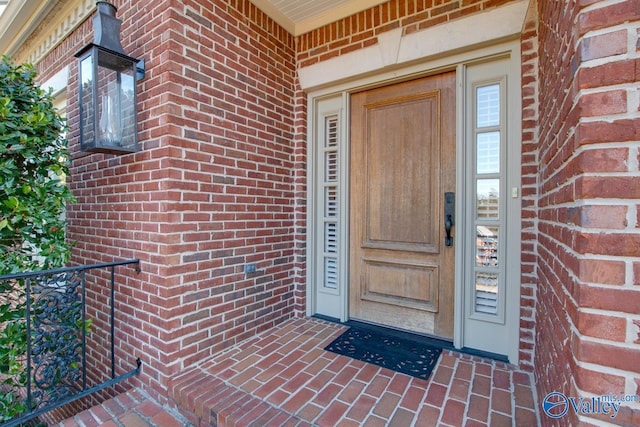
[0,55,75,421]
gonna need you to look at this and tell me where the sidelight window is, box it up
[322,115,340,290]
[472,81,505,319]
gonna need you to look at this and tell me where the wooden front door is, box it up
[349,72,456,339]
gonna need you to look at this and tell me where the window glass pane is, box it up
[477,179,499,219]
[477,132,500,174]
[476,226,499,267]
[477,84,500,128]
[475,272,498,314]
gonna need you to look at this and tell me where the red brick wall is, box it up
[36,0,298,402]
[519,0,539,373]
[535,0,640,424]
[291,79,308,316]
[534,0,579,417]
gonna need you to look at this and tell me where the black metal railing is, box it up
[0,259,142,426]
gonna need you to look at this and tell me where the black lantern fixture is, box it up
[75,1,143,154]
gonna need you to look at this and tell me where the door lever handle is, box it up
[444,192,455,247]
[445,216,453,246]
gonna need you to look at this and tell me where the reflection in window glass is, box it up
[476,179,499,219]
[477,132,500,174]
[476,226,499,268]
[476,84,500,128]
[475,272,498,314]
[80,56,94,148]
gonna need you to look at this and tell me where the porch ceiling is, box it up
[249,0,387,35]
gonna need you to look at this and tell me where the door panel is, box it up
[363,93,438,251]
[362,259,438,311]
[349,72,456,339]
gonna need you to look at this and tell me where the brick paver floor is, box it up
[59,317,540,426]
[169,317,540,426]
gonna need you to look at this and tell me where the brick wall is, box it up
[291,79,308,317]
[535,0,640,424]
[35,0,298,403]
[519,0,539,373]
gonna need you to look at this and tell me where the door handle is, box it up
[444,192,455,246]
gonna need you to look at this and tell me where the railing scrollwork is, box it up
[0,259,142,426]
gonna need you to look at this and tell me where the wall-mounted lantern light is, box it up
[75,1,144,154]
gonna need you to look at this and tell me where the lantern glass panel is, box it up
[96,49,137,152]
[79,55,95,151]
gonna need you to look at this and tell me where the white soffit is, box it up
[298,0,530,90]
[249,0,387,36]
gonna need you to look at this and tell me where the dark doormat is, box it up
[324,323,443,380]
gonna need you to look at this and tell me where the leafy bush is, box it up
[0,55,75,421]
[0,56,74,272]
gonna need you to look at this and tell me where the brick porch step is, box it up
[57,388,188,427]
[170,367,306,426]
